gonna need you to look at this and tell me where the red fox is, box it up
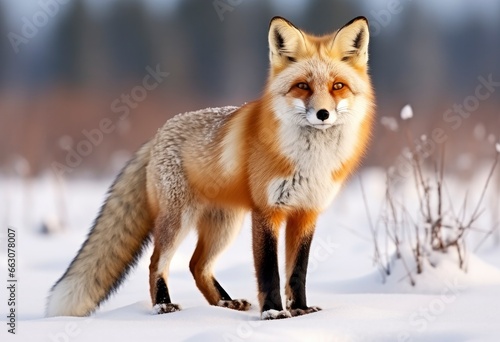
[47,16,374,320]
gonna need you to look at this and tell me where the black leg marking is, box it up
[253,211,290,319]
[258,232,283,312]
[213,278,232,301]
[155,277,171,305]
[288,235,313,310]
[152,277,181,314]
[213,277,251,311]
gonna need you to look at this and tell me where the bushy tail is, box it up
[46,142,155,317]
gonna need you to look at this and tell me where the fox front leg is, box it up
[252,210,291,320]
[285,211,321,316]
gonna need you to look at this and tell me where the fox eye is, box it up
[333,82,344,90]
[296,83,310,90]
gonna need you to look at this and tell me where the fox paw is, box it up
[217,299,251,311]
[289,306,322,317]
[152,303,182,315]
[261,309,292,320]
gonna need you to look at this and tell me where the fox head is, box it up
[266,16,374,131]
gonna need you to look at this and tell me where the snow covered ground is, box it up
[1,168,500,341]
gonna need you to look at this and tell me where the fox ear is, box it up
[268,16,306,67]
[331,17,370,68]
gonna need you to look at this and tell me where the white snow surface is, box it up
[1,168,500,341]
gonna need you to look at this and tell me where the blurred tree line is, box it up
[0,0,499,176]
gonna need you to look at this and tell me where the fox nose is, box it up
[316,109,329,121]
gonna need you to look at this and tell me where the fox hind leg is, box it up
[149,248,180,314]
[149,208,192,314]
[190,207,250,311]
